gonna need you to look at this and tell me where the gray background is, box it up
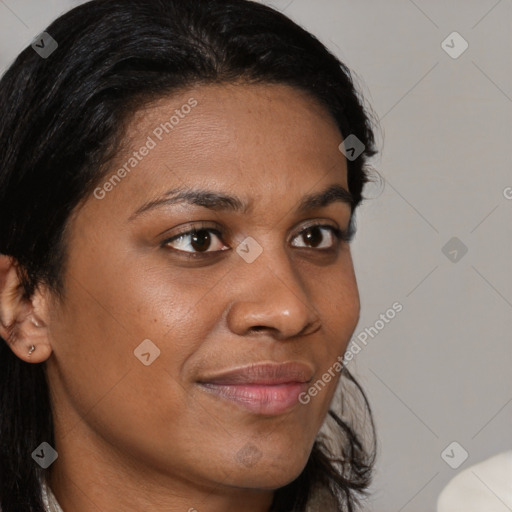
[1,1,511,510]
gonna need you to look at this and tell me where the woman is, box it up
[0,0,379,510]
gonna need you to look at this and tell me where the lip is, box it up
[197,361,313,415]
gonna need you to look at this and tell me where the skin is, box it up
[0,82,360,512]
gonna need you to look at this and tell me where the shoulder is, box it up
[437,450,512,511]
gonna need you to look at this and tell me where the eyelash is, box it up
[161,221,354,258]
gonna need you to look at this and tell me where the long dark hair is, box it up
[0,1,379,510]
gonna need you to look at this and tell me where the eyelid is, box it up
[295,219,347,238]
[162,220,223,240]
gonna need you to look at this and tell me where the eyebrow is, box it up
[128,183,354,221]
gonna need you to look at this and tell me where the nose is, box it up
[225,241,321,340]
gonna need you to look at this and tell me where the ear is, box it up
[0,254,53,363]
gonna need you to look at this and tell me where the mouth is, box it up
[196,361,313,416]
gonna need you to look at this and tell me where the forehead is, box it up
[78,82,349,224]
[124,81,345,173]
[132,82,340,173]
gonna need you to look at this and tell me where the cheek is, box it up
[48,247,219,423]
[285,254,359,422]
[331,281,360,352]
[47,255,225,473]
[310,254,360,353]
[64,239,220,348]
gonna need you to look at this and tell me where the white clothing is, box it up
[437,450,512,512]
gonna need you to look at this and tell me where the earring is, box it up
[28,345,36,356]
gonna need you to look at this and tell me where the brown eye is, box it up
[291,225,342,249]
[163,228,229,254]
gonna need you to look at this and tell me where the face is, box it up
[41,82,361,508]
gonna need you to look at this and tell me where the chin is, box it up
[225,454,310,490]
